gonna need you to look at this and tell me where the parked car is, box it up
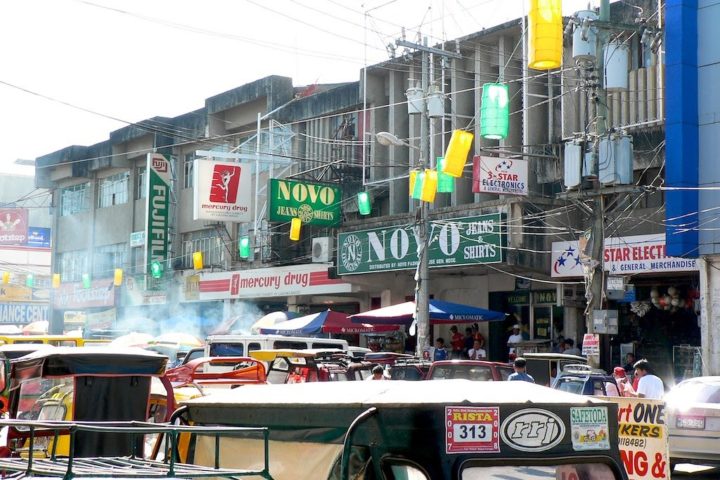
[665,376,720,465]
[552,364,621,397]
[426,360,513,381]
[388,359,432,380]
[523,352,588,387]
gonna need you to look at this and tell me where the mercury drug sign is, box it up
[337,213,505,275]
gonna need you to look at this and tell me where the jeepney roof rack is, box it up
[0,419,272,479]
[560,363,607,375]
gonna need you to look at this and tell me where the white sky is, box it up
[0,0,593,176]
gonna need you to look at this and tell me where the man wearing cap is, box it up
[605,367,627,396]
[507,324,523,355]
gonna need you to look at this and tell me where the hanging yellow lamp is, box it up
[442,130,474,178]
[289,218,302,241]
[52,273,61,289]
[192,252,204,271]
[113,268,124,287]
[528,0,563,70]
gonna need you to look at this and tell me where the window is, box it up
[136,166,147,200]
[132,246,145,274]
[98,172,129,208]
[57,250,89,282]
[93,243,127,278]
[184,153,195,189]
[60,183,90,216]
[181,230,225,269]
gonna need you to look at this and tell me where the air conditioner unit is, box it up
[311,237,334,263]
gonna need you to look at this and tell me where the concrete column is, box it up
[699,256,720,375]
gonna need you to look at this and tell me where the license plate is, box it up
[676,416,705,430]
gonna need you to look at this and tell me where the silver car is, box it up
[665,376,720,464]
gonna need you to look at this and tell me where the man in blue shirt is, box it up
[433,338,448,361]
[508,357,535,383]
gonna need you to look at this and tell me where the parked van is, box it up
[205,334,348,358]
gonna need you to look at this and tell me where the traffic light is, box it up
[150,261,163,279]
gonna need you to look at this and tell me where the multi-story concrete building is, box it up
[35,1,687,380]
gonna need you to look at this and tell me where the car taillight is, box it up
[676,415,705,430]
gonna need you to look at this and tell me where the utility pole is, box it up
[395,37,461,357]
[584,0,611,367]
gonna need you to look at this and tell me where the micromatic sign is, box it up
[145,153,171,291]
[269,179,342,227]
[337,213,505,275]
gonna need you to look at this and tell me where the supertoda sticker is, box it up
[445,406,500,454]
[570,407,610,451]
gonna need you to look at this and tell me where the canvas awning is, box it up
[259,310,398,335]
[349,300,506,325]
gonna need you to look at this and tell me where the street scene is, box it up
[0,0,716,478]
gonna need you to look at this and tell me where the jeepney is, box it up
[176,380,629,480]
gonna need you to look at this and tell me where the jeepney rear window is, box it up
[461,463,618,479]
[430,365,493,381]
[209,342,244,356]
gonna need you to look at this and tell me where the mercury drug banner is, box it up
[193,159,252,222]
[269,179,341,227]
[338,213,505,275]
[472,156,528,196]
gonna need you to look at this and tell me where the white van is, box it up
[204,334,348,358]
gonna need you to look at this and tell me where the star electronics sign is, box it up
[551,234,699,278]
[472,156,528,196]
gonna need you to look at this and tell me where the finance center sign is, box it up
[269,179,342,227]
[337,213,505,275]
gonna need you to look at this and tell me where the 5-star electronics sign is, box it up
[337,213,505,275]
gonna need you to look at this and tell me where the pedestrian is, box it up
[472,323,486,349]
[605,367,627,396]
[463,327,474,357]
[507,324,523,355]
[508,357,535,383]
[623,352,636,374]
[449,326,464,359]
[366,364,386,381]
[625,359,664,399]
[433,338,448,361]
[563,338,581,356]
[468,339,486,360]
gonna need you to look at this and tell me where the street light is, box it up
[375,131,430,358]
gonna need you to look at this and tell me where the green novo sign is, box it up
[269,179,342,227]
[145,153,171,291]
[337,213,505,275]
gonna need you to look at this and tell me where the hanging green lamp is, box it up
[480,83,510,140]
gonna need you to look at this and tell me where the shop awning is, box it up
[350,300,506,325]
[259,310,398,335]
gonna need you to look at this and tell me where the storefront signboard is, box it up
[582,333,600,356]
[551,234,699,278]
[0,303,49,324]
[337,213,505,275]
[52,278,115,309]
[472,156,528,196]
[0,208,28,245]
[85,308,116,331]
[180,264,353,302]
[123,276,167,306]
[145,153,171,291]
[193,159,252,223]
[26,227,51,248]
[130,231,145,247]
[613,398,670,480]
[268,179,342,227]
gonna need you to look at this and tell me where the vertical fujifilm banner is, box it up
[145,153,171,291]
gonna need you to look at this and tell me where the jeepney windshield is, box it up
[461,463,618,479]
[429,365,494,381]
[17,377,73,421]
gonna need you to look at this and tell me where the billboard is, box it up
[193,159,252,222]
[0,208,28,245]
[337,213,505,275]
[473,156,528,196]
[26,227,51,248]
[145,153,172,291]
[269,179,342,227]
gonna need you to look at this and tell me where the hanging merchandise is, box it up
[480,83,510,140]
[528,0,563,70]
[357,192,372,215]
[52,273,61,289]
[436,157,455,193]
[113,268,123,287]
[239,236,251,259]
[290,218,302,241]
[192,252,204,271]
[442,130,474,177]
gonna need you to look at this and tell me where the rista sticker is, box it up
[445,406,500,454]
[570,407,610,451]
[500,408,565,452]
